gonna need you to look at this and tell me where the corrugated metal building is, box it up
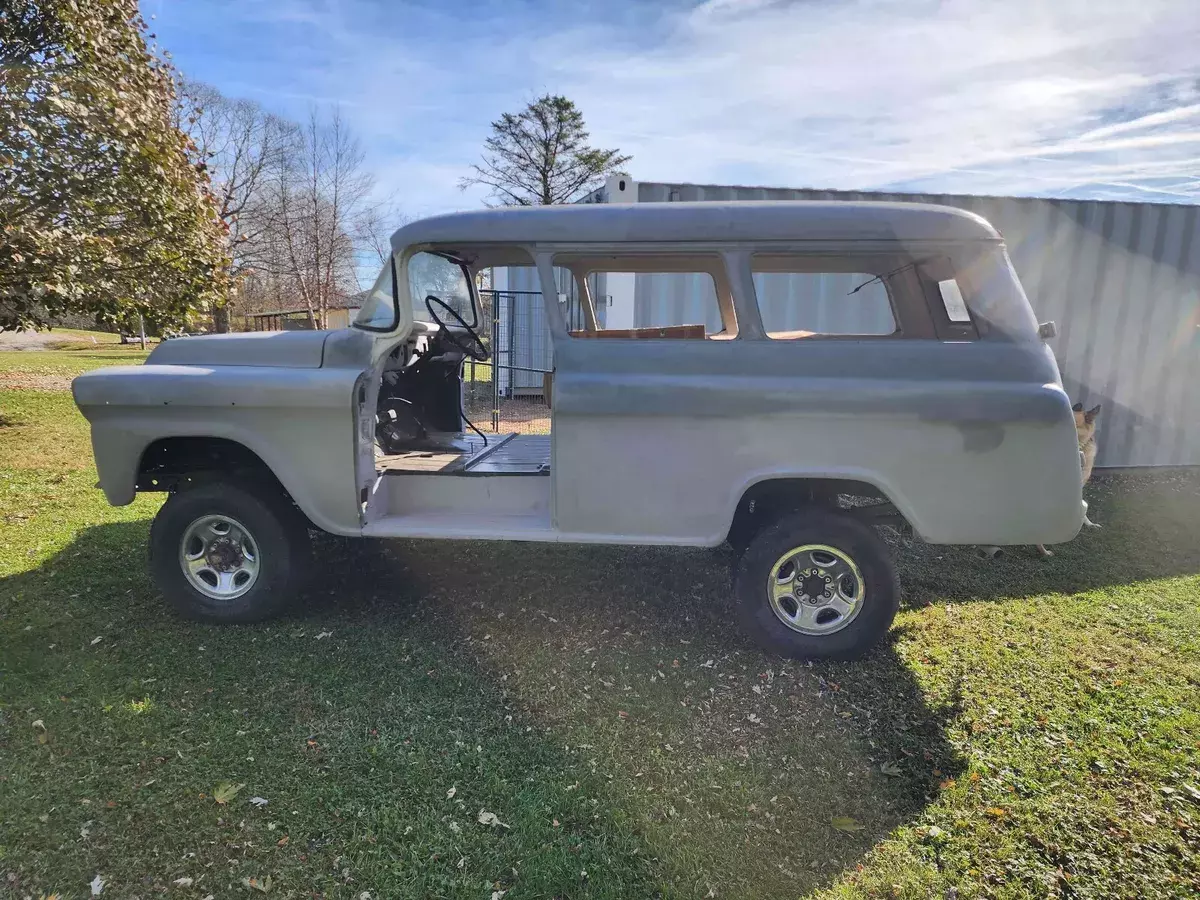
[497,179,1200,468]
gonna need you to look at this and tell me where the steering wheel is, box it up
[425,295,489,361]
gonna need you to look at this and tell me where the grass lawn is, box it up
[46,328,127,347]
[1,351,1198,898]
[0,348,150,393]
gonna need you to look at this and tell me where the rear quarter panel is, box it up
[551,339,1083,546]
[72,364,363,535]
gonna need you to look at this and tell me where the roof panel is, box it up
[390,200,1001,249]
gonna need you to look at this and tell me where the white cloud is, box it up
[163,0,1200,210]
[549,0,1200,199]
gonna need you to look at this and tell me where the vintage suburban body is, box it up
[73,201,1085,658]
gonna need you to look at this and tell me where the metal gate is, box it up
[463,288,595,435]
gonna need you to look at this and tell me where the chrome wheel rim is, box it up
[179,514,260,600]
[767,544,864,635]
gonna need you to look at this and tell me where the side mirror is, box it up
[1038,321,1057,339]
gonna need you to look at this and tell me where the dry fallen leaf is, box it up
[446,786,457,799]
[477,809,509,829]
[249,796,268,807]
[213,782,245,805]
[243,875,272,893]
[879,761,903,777]
[276,836,289,847]
[315,631,333,640]
[831,815,865,833]
[172,877,194,887]
[90,874,104,896]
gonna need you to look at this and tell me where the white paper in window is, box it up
[938,278,971,323]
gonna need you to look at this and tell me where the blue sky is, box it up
[146,0,1200,217]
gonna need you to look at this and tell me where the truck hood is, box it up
[146,330,332,368]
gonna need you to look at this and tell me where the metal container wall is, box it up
[637,182,1200,469]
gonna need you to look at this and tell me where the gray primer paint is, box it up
[148,329,332,368]
[74,201,1084,546]
[636,182,1200,468]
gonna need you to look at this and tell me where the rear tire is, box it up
[149,478,310,623]
[734,509,898,660]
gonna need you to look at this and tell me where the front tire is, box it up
[734,509,899,660]
[149,478,311,623]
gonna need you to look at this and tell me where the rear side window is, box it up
[752,270,897,338]
[937,278,972,323]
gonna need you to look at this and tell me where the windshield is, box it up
[409,251,476,327]
[353,251,476,331]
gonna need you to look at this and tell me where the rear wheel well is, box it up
[727,478,908,548]
[136,437,281,494]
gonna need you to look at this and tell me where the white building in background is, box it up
[493,175,1200,469]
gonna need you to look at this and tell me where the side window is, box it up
[917,256,980,339]
[752,269,897,338]
[354,255,399,331]
[491,265,589,330]
[937,278,972,323]
[634,272,722,333]
[575,268,730,339]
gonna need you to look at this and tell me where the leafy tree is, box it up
[461,95,631,206]
[0,0,228,330]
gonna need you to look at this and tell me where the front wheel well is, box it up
[727,478,908,547]
[136,437,280,493]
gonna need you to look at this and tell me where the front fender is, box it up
[73,364,364,536]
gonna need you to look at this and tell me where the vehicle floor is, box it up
[377,432,551,475]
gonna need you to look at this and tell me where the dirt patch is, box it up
[0,371,74,391]
[0,331,64,351]
[467,396,552,435]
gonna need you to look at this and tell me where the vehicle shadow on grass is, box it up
[9,467,1194,898]
[299,535,966,897]
[0,521,661,899]
[297,469,1200,895]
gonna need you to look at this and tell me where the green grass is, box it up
[42,327,128,350]
[0,390,96,471]
[0,351,1198,898]
[0,347,149,381]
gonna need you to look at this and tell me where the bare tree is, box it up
[355,203,403,266]
[181,84,388,331]
[264,108,374,329]
[460,95,630,206]
[178,81,298,330]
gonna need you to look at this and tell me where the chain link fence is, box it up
[462,289,572,435]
